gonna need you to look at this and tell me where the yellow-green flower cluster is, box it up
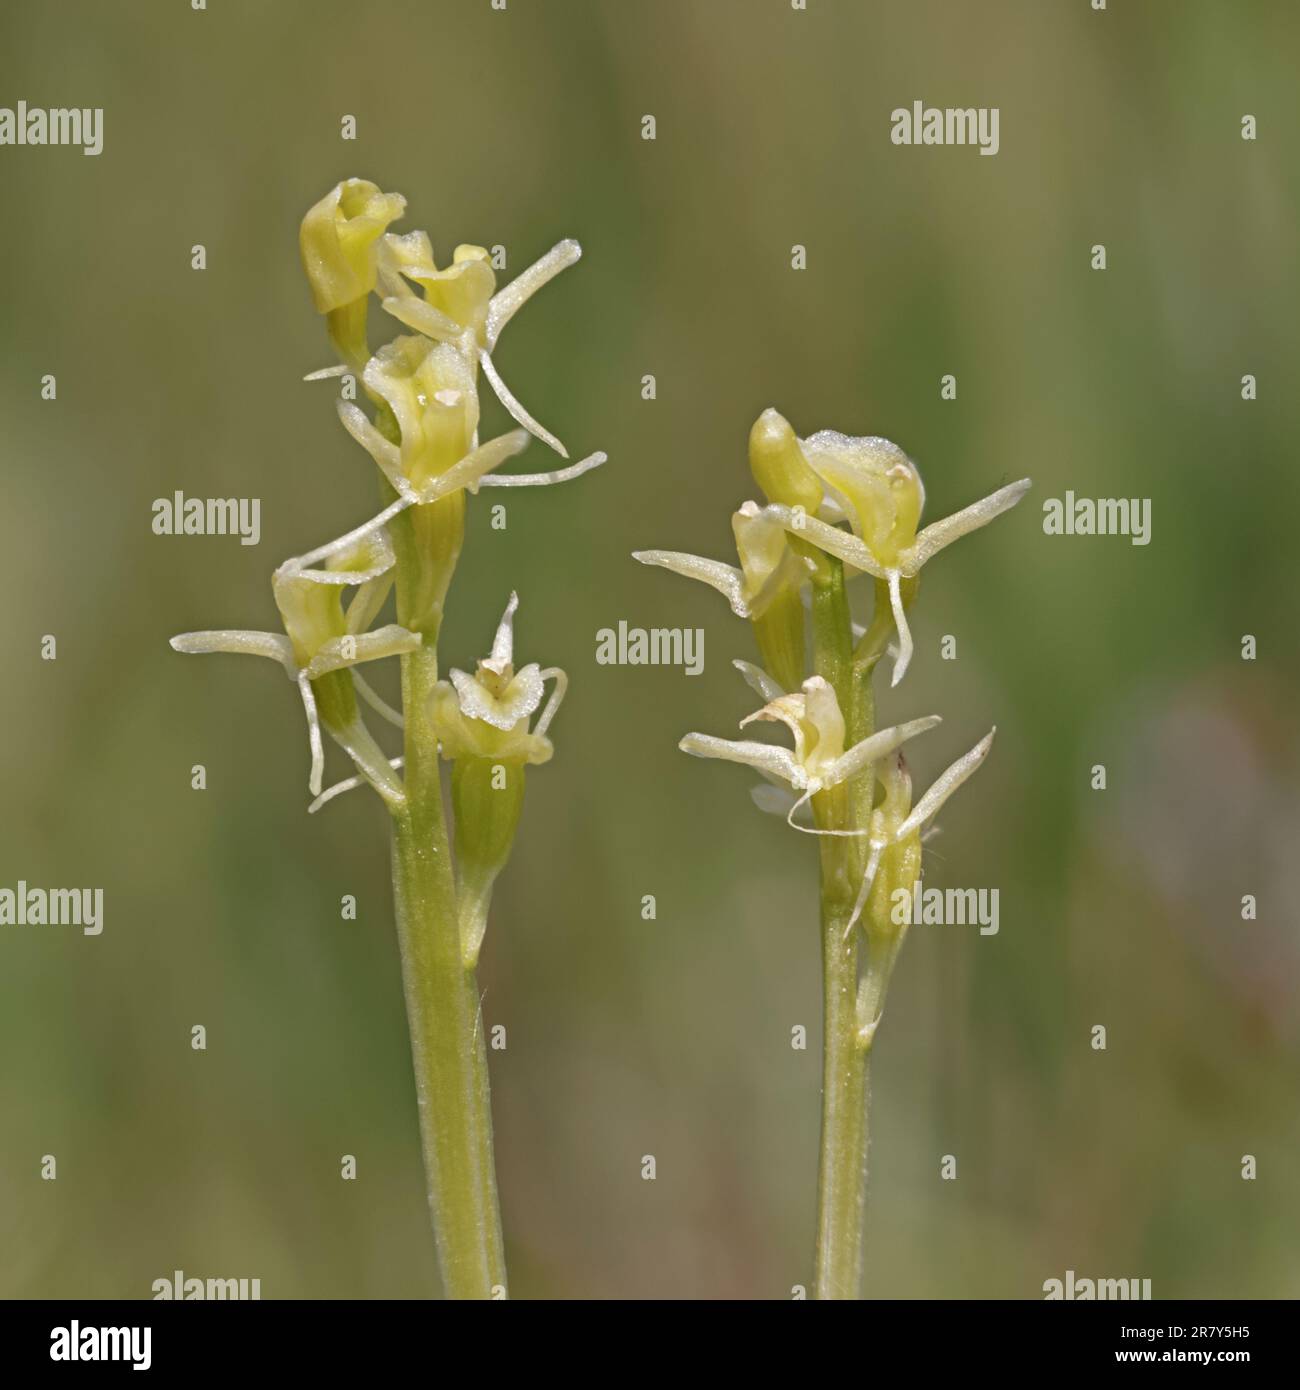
[635,406,1029,998]
[171,177,602,851]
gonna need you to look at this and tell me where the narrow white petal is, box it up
[904,479,1031,573]
[379,294,464,343]
[678,733,801,787]
[303,363,350,381]
[887,568,913,688]
[749,783,806,820]
[479,348,568,458]
[733,659,785,703]
[298,673,326,797]
[336,400,410,495]
[767,505,890,579]
[417,430,531,503]
[345,573,395,636]
[283,498,406,580]
[352,671,404,729]
[485,239,582,349]
[823,715,942,788]
[169,630,295,670]
[303,625,422,680]
[326,718,406,807]
[483,591,519,675]
[533,666,568,738]
[477,450,607,487]
[896,727,996,841]
[632,549,748,618]
[844,838,886,939]
[309,758,404,814]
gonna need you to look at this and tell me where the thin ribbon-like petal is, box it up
[479,347,568,458]
[533,667,568,738]
[297,672,326,796]
[485,239,582,349]
[678,732,803,788]
[478,450,607,488]
[887,568,912,688]
[302,625,422,681]
[733,659,785,703]
[895,728,996,840]
[632,549,748,617]
[379,294,465,344]
[822,715,942,789]
[169,629,295,672]
[309,757,405,814]
[903,479,1031,573]
[336,401,411,496]
[767,505,890,579]
[352,671,404,729]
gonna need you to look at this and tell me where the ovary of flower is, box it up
[428,591,566,767]
[763,428,1030,687]
[844,728,996,941]
[335,333,606,506]
[169,527,419,803]
[632,501,812,621]
[377,232,585,459]
[679,674,941,830]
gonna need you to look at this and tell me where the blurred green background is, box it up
[1,0,1296,1299]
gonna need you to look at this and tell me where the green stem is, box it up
[388,509,506,1300]
[810,558,873,1300]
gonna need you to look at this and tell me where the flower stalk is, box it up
[635,408,1028,1297]
[170,177,605,1298]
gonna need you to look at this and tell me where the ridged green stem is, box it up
[388,503,506,1300]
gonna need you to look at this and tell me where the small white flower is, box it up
[679,674,941,830]
[429,591,566,765]
[376,234,588,460]
[758,422,1030,687]
[632,501,811,621]
[170,526,418,804]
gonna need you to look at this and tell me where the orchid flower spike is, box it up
[844,728,997,946]
[424,592,567,968]
[169,527,419,805]
[299,178,408,371]
[748,410,1030,688]
[377,231,587,460]
[633,501,812,691]
[679,674,941,832]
